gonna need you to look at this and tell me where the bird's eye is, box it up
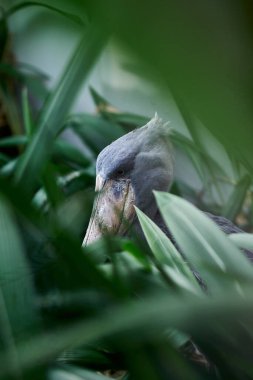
[117,169,125,176]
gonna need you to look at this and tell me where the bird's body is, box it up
[83,114,250,257]
[83,114,252,370]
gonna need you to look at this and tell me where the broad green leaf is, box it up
[135,207,200,293]
[0,176,114,294]
[93,1,253,163]
[135,208,183,269]
[0,176,40,223]
[0,195,39,376]
[229,233,253,252]
[155,192,253,291]
[222,175,251,222]
[15,25,107,191]
[3,287,253,377]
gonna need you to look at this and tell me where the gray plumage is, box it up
[95,114,253,263]
[96,114,173,221]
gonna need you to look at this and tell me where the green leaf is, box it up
[0,83,23,136]
[0,62,49,104]
[53,139,91,168]
[106,112,149,128]
[93,1,253,163]
[0,195,40,379]
[155,192,253,291]
[21,87,33,136]
[5,1,85,26]
[59,171,95,199]
[0,62,25,80]
[135,207,200,293]
[58,170,95,196]
[42,163,64,209]
[171,129,227,183]
[70,113,124,154]
[0,195,39,343]
[0,158,18,176]
[0,12,8,60]
[222,175,251,222]
[3,287,253,377]
[229,233,253,252]
[32,187,48,210]
[58,346,115,368]
[15,25,107,192]
[89,86,111,110]
[0,177,114,294]
[0,153,9,165]
[32,170,94,210]
[89,87,149,127]
[49,365,114,380]
[0,135,28,148]
[121,239,152,271]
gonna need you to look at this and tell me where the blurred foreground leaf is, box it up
[229,233,253,252]
[92,0,253,164]
[0,196,40,378]
[155,192,253,292]
[0,196,39,336]
[49,365,113,380]
[2,287,253,377]
[4,1,85,26]
[135,207,200,294]
[222,175,251,222]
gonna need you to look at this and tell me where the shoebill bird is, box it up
[83,114,252,368]
[83,114,250,248]
[83,114,174,246]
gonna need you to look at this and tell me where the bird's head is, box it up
[83,114,173,246]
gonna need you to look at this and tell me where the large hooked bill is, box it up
[82,174,135,246]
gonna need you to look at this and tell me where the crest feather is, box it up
[141,113,171,138]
